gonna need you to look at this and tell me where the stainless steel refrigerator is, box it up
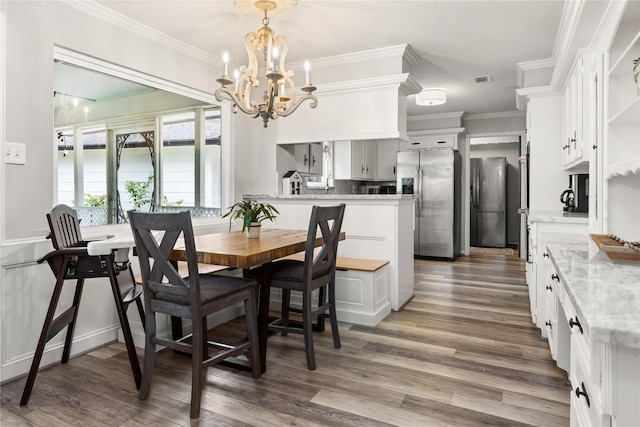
[397,149,461,260]
[470,157,507,247]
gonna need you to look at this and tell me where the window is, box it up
[56,106,223,226]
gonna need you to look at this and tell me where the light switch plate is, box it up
[4,141,26,165]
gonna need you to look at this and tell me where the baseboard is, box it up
[1,326,119,384]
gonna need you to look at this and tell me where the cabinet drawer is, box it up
[569,343,610,427]
[405,139,429,150]
[426,134,456,149]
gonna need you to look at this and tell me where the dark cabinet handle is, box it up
[545,321,552,329]
[411,142,420,145]
[304,154,308,166]
[543,252,549,258]
[546,285,553,291]
[312,155,316,166]
[393,166,396,175]
[551,273,559,282]
[437,140,447,144]
[569,317,583,334]
[575,382,590,408]
[592,144,597,150]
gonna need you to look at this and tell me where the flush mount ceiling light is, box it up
[215,0,317,128]
[416,88,447,106]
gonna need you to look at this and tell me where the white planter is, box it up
[247,222,261,238]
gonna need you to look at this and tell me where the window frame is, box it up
[53,47,233,227]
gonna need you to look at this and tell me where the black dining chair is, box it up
[128,210,261,419]
[262,204,345,370]
[21,204,144,406]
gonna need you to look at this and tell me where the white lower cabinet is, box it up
[546,245,640,427]
[526,214,587,336]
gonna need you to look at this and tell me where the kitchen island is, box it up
[246,194,415,317]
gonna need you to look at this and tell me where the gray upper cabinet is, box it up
[293,143,323,175]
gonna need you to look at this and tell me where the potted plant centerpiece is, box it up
[222,200,279,238]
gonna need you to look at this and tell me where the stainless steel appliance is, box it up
[560,174,589,213]
[470,157,507,248]
[397,149,461,260]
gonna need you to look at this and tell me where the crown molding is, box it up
[307,44,413,70]
[60,0,218,65]
[548,0,586,90]
[402,44,422,68]
[407,111,465,122]
[315,73,414,94]
[464,111,525,121]
[516,58,555,88]
[515,85,555,110]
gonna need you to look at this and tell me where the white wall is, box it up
[0,1,225,383]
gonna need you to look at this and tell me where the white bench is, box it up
[280,254,392,326]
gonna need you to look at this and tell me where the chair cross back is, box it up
[132,219,192,300]
[304,206,343,282]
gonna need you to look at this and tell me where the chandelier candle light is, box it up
[215,0,317,127]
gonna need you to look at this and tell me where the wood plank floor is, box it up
[1,254,570,426]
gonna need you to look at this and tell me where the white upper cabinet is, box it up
[562,56,590,169]
[404,128,464,151]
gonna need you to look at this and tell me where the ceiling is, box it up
[59,0,566,116]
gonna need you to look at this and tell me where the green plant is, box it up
[84,193,107,207]
[163,195,184,206]
[221,200,279,232]
[125,176,153,209]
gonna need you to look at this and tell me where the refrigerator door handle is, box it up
[474,166,480,209]
[417,167,423,215]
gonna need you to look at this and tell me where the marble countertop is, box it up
[245,194,416,201]
[528,210,589,224]
[545,233,640,349]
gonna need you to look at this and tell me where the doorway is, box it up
[466,134,524,257]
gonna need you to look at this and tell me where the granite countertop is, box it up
[528,210,589,224]
[244,194,416,200]
[545,233,640,349]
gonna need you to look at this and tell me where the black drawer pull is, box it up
[569,317,583,334]
[545,321,552,328]
[575,382,590,408]
[543,252,549,258]
[546,285,553,291]
[551,273,559,282]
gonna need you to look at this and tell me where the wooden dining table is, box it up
[168,228,345,374]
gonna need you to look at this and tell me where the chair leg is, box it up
[139,309,156,401]
[302,289,316,371]
[105,257,142,390]
[61,278,85,363]
[20,264,69,406]
[244,287,261,379]
[190,316,205,419]
[281,289,290,337]
[328,281,341,349]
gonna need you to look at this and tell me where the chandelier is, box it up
[215,0,317,128]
